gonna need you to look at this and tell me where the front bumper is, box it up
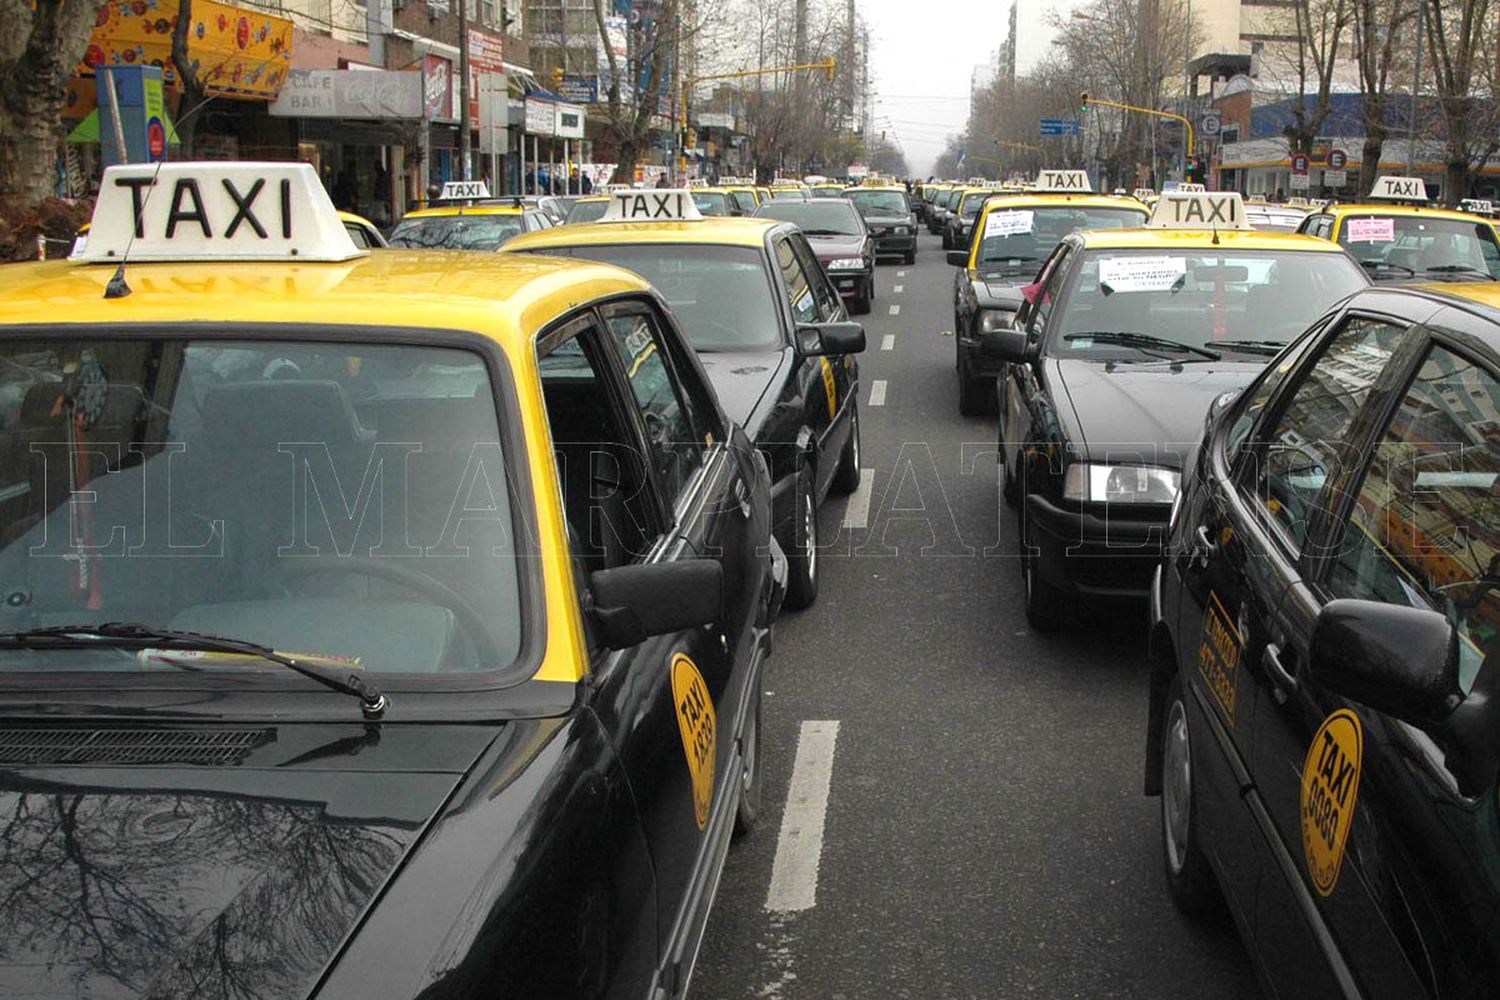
[1025,494,1169,597]
[870,232,917,255]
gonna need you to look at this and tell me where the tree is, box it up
[170,0,210,156]
[0,0,110,218]
[1421,0,1500,202]
[1352,0,1416,195]
[1255,0,1351,156]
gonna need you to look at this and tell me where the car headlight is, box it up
[1064,463,1181,504]
[894,225,910,235]
[828,258,863,270]
[979,308,1016,332]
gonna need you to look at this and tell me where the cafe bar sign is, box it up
[269,69,425,120]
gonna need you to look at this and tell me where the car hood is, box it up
[0,722,503,999]
[698,349,789,433]
[808,234,867,258]
[972,270,1034,308]
[1051,357,1265,468]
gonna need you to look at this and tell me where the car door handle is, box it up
[1263,642,1299,702]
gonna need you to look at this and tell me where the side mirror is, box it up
[797,321,866,356]
[946,250,969,267]
[1310,599,1462,725]
[589,559,724,651]
[980,327,1034,362]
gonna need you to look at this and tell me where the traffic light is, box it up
[1079,91,1089,113]
[552,66,564,88]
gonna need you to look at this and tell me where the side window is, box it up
[1225,316,1334,457]
[1245,316,1407,551]
[604,310,706,503]
[344,222,372,249]
[776,236,820,324]
[791,234,842,319]
[538,326,657,571]
[1325,345,1500,693]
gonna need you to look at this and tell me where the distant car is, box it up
[564,196,610,224]
[943,187,993,251]
[844,185,918,265]
[388,204,554,250]
[1147,279,1500,999]
[690,188,741,217]
[809,184,846,198]
[337,211,389,248]
[1244,203,1310,232]
[755,198,876,314]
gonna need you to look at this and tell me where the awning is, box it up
[78,0,295,100]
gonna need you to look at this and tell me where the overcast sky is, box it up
[864,0,1078,175]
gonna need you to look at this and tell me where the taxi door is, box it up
[1237,312,1422,997]
[1001,242,1073,494]
[554,303,766,998]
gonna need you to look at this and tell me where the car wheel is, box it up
[1020,508,1063,632]
[942,230,952,250]
[850,291,871,316]
[904,250,916,265]
[957,355,998,416]
[783,465,819,610]
[733,676,764,838]
[1161,673,1220,915]
[1002,448,1021,507]
[831,398,861,494]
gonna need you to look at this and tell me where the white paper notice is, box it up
[1346,217,1396,242]
[1098,256,1187,293]
[984,210,1034,238]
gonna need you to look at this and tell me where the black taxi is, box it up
[504,190,865,610]
[0,163,782,998]
[982,190,1369,630]
[1146,280,1500,998]
[949,171,1149,414]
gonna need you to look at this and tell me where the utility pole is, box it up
[459,0,472,182]
[793,0,807,171]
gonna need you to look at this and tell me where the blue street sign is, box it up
[1039,118,1081,137]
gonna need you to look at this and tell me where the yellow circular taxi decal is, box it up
[671,653,716,830]
[1301,709,1363,896]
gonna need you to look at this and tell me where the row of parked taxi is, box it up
[924,168,1500,998]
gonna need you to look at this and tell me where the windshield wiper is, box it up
[1422,264,1491,279]
[0,623,387,718]
[801,228,853,236]
[1359,259,1416,276]
[1214,339,1288,356]
[1065,331,1221,361]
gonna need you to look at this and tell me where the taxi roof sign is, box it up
[1132,188,1156,201]
[1147,190,1251,230]
[439,179,491,201]
[75,162,365,264]
[1034,169,1092,193]
[1368,176,1428,202]
[600,189,705,223]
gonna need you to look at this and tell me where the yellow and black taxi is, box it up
[388,182,556,250]
[981,190,1369,630]
[754,197,878,315]
[929,183,963,235]
[687,186,747,217]
[503,190,864,610]
[1146,280,1500,998]
[843,184,918,264]
[1296,175,1500,283]
[941,185,994,251]
[950,171,1149,414]
[0,163,783,998]
[720,181,762,216]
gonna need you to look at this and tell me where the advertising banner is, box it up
[424,54,454,121]
[468,28,505,125]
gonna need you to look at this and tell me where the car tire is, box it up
[1020,507,1064,632]
[1002,448,1021,507]
[783,465,819,610]
[957,356,998,416]
[733,676,764,839]
[831,398,862,495]
[904,250,916,265]
[851,290,871,315]
[1161,673,1220,916]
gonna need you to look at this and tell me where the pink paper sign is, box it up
[1346,217,1395,242]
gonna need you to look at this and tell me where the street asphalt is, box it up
[691,228,1262,999]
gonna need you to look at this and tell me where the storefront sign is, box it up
[555,104,585,139]
[468,28,504,125]
[558,75,598,104]
[268,69,424,119]
[424,54,454,122]
[526,98,556,135]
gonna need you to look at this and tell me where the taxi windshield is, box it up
[976,206,1145,268]
[1337,214,1500,280]
[525,244,781,351]
[566,199,609,224]
[756,201,863,236]
[0,337,524,676]
[1052,249,1368,355]
[847,190,910,216]
[388,213,524,250]
[692,191,733,216]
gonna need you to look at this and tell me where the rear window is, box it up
[755,201,864,236]
[847,190,910,216]
[389,214,523,250]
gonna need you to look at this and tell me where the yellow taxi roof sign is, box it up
[1034,169,1092,193]
[600,188,704,223]
[75,161,364,264]
[1147,190,1251,230]
[1369,176,1428,202]
[1132,188,1155,201]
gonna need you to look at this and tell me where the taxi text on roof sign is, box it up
[75,162,365,264]
[1132,188,1156,201]
[1146,190,1251,230]
[1034,169,1093,193]
[600,189,704,223]
[1368,176,1429,202]
[440,180,491,201]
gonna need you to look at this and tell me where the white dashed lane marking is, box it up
[893,284,903,294]
[880,334,895,351]
[764,720,841,913]
[897,270,907,277]
[888,304,900,316]
[869,380,887,406]
[841,471,874,529]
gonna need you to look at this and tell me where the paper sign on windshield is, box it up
[1098,256,1187,293]
[1346,218,1395,242]
[984,210,1034,238]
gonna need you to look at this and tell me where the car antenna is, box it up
[1210,225,1221,246]
[103,156,167,299]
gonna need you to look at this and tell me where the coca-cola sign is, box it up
[268,69,425,120]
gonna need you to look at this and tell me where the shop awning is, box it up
[78,0,295,100]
